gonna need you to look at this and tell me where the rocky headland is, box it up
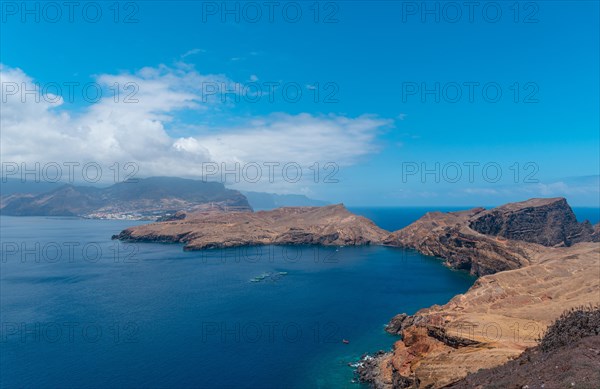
[113,204,389,249]
[384,197,598,276]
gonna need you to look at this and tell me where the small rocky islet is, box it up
[113,197,600,388]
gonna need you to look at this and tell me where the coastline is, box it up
[357,242,599,388]
[113,197,600,387]
[355,199,600,388]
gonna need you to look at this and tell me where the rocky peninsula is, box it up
[113,204,389,249]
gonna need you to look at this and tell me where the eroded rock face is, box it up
[468,197,598,246]
[113,204,389,249]
[383,198,598,276]
[360,243,600,389]
[447,335,600,389]
[384,208,538,276]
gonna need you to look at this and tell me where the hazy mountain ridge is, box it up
[0,177,252,219]
[0,178,64,196]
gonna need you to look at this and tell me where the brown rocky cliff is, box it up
[383,207,536,276]
[114,204,389,249]
[383,198,595,276]
[468,197,598,246]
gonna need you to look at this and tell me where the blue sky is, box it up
[1,1,599,205]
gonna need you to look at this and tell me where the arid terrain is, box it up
[113,204,389,249]
[358,242,599,388]
[384,197,598,276]
[359,198,600,388]
[446,307,600,389]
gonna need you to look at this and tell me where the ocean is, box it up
[0,207,597,388]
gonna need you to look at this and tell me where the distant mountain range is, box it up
[1,178,63,196]
[0,177,329,218]
[0,177,251,219]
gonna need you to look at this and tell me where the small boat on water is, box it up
[250,271,288,283]
[342,339,350,344]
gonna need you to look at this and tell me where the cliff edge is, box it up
[384,198,598,276]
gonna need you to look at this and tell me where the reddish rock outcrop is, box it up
[383,207,537,276]
[113,204,389,249]
[384,198,598,276]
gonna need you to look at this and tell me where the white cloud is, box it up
[0,64,390,190]
[181,48,206,58]
[463,188,500,195]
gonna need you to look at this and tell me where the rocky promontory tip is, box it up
[469,197,598,246]
[384,197,599,276]
[113,204,389,250]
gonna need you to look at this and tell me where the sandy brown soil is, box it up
[360,242,600,388]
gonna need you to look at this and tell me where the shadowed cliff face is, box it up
[114,204,389,249]
[384,198,599,276]
[383,208,536,276]
[468,197,598,246]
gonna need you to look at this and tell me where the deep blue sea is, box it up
[1,207,597,388]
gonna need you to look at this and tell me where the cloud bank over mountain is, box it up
[0,64,389,192]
